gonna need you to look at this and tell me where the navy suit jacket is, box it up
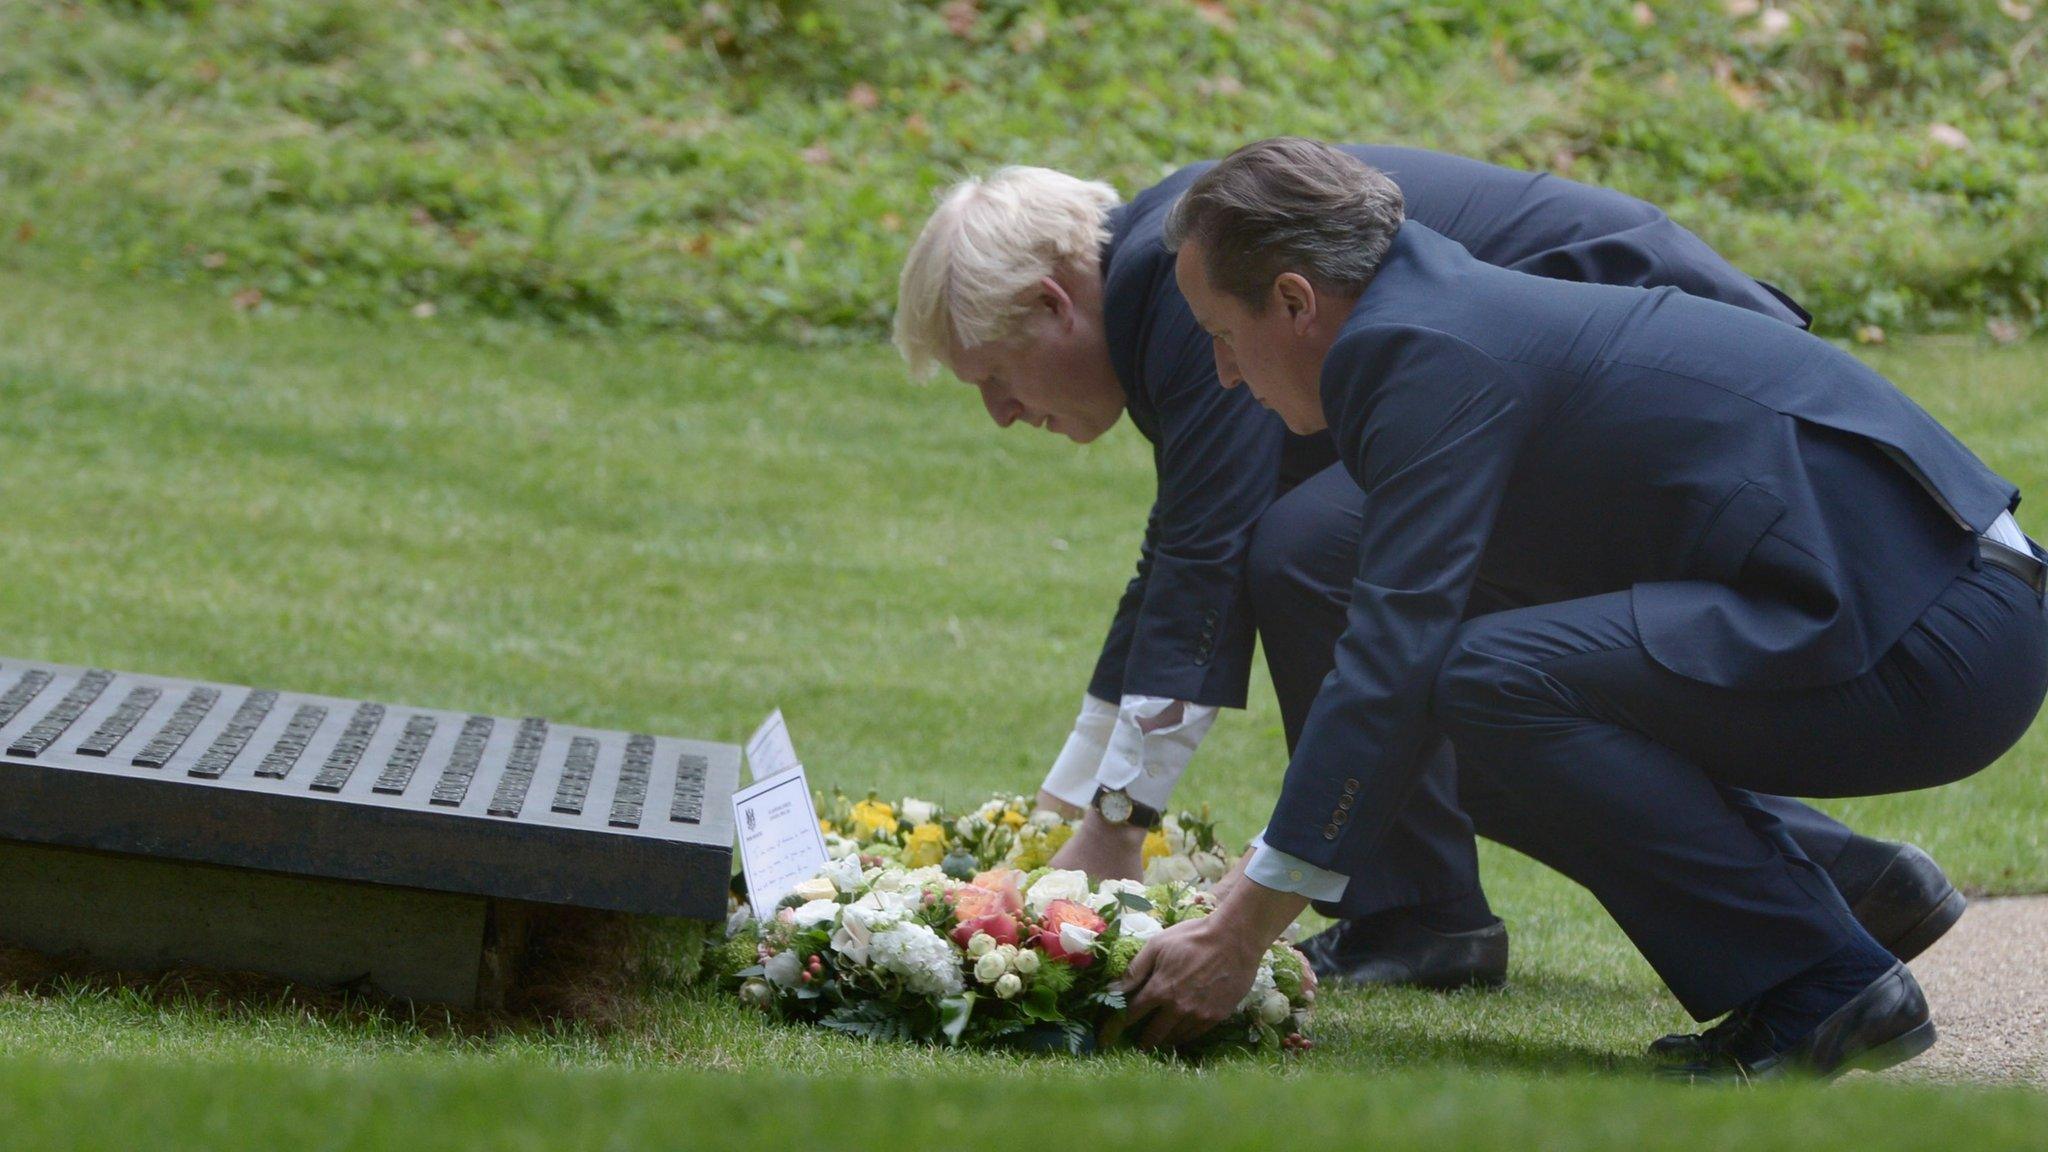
[1266,222,2017,877]
[1090,145,1807,709]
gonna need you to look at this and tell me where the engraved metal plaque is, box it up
[0,660,739,919]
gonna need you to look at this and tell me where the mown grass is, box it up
[0,263,2042,1140]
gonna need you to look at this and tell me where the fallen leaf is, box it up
[905,112,931,138]
[1987,318,2024,345]
[847,82,879,111]
[200,251,227,269]
[1998,0,2033,19]
[879,213,902,233]
[411,301,438,319]
[231,288,263,311]
[1854,324,1886,345]
[800,143,832,166]
[14,222,33,244]
[1725,0,1760,16]
[1632,2,1657,27]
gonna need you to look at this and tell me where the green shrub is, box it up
[1,0,2041,340]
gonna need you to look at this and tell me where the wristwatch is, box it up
[1090,785,1163,829]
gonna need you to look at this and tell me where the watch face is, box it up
[1099,790,1133,824]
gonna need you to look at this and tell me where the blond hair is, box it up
[893,166,1121,380]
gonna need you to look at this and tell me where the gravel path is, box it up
[1869,895,2048,1087]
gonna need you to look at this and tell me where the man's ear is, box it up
[1037,275,1076,330]
[1275,272,1318,335]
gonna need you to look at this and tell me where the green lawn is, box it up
[0,265,2044,1142]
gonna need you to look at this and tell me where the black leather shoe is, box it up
[1847,843,1967,963]
[1650,841,1963,1063]
[1657,962,1935,1083]
[1296,914,1508,990]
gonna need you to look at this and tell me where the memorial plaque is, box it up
[0,659,740,919]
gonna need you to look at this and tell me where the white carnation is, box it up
[900,798,937,825]
[823,834,862,860]
[1025,869,1091,915]
[868,922,965,996]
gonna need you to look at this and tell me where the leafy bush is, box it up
[1,0,2041,339]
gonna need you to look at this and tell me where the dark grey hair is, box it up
[1162,137,1405,309]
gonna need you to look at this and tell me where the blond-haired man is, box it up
[895,146,1959,999]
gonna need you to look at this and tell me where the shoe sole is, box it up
[1823,1016,1938,1081]
[1886,886,1967,963]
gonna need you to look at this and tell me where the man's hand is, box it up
[1048,809,1146,881]
[1119,873,1310,1049]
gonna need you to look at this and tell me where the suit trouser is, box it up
[1249,461,1856,922]
[1254,464,2048,1018]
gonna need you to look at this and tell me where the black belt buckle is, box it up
[1977,534,2047,596]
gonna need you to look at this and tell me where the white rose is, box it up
[824,834,862,860]
[764,950,804,989]
[973,951,1008,984]
[1118,911,1163,942]
[901,866,949,888]
[1191,849,1230,884]
[966,932,997,958]
[790,876,837,904]
[1028,808,1064,830]
[900,798,937,825]
[1025,869,1091,915]
[997,943,1019,963]
[1011,948,1041,975]
[1058,922,1100,957]
[821,854,866,894]
[1259,990,1292,1025]
[790,899,841,929]
[1144,855,1199,886]
[995,972,1023,999]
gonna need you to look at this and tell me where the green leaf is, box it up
[1114,891,1153,912]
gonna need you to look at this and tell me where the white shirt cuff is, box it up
[1039,694,1119,809]
[1096,694,1217,811]
[1244,832,1350,902]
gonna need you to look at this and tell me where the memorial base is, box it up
[0,839,535,1008]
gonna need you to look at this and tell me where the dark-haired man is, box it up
[1120,137,2043,1078]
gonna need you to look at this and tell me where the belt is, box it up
[1978,532,2046,595]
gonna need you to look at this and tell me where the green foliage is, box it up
[1,0,2042,339]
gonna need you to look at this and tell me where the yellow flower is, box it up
[903,822,948,867]
[1000,807,1027,829]
[849,798,899,839]
[1141,828,1171,867]
[819,818,836,834]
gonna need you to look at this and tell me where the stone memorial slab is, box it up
[0,658,741,1007]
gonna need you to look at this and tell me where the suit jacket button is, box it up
[1322,824,1339,839]
[1333,809,1349,825]
[1343,778,1361,793]
[1338,795,1353,809]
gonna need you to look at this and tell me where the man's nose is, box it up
[979,383,1021,427]
[1213,339,1242,389]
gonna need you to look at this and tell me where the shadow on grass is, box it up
[0,907,707,1042]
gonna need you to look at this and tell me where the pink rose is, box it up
[1033,899,1108,967]
[950,912,1021,949]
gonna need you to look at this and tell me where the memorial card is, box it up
[744,708,802,782]
[732,765,828,919]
